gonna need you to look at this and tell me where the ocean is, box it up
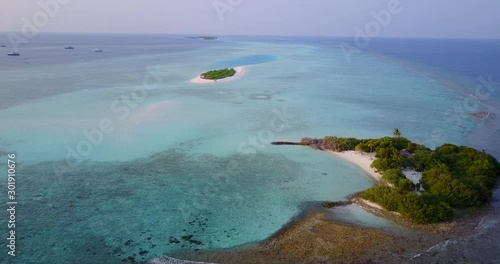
[0,33,499,263]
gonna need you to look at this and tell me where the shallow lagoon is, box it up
[0,34,495,263]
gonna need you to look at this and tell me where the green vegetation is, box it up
[201,68,236,80]
[301,130,500,224]
[382,169,413,191]
[393,128,401,138]
[362,186,454,223]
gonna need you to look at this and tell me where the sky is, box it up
[1,0,499,39]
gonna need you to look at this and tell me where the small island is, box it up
[201,68,236,80]
[186,36,218,40]
[170,132,500,263]
[274,129,500,224]
[190,66,246,84]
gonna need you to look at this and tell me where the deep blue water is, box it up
[366,38,500,82]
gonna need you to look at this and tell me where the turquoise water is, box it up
[211,54,278,68]
[0,35,497,263]
[326,205,401,230]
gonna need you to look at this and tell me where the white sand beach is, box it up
[190,66,246,84]
[327,150,382,182]
[357,198,384,210]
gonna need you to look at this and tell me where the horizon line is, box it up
[1,31,500,41]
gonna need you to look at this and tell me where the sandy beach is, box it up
[327,150,382,182]
[190,66,246,84]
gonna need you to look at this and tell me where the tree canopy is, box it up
[301,134,500,224]
[201,68,236,80]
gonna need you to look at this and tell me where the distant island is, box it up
[191,67,246,84]
[201,68,236,80]
[187,36,218,40]
[274,129,500,224]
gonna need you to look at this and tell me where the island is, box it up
[186,36,218,40]
[201,68,236,80]
[165,130,500,263]
[190,66,246,84]
[275,129,500,224]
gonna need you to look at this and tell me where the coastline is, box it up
[171,200,497,264]
[326,150,442,229]
[190,66,246,84]
[154,146,500,263]
[351,196,455,232]
[327,150,382,182]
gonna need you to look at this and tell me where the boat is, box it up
[64,46,75,49]
[93,49,103,52]
[1,45,6,47]
[7,52,20,56]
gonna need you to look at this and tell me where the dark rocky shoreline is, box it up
[157,188,500,263]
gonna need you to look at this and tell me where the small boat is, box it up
[64,46,75,49]
[1,45,6,47]
[93,49,103,53]
[7,52,20,56]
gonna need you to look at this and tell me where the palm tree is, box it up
[393,128,401,138]
[367,141,375,153]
